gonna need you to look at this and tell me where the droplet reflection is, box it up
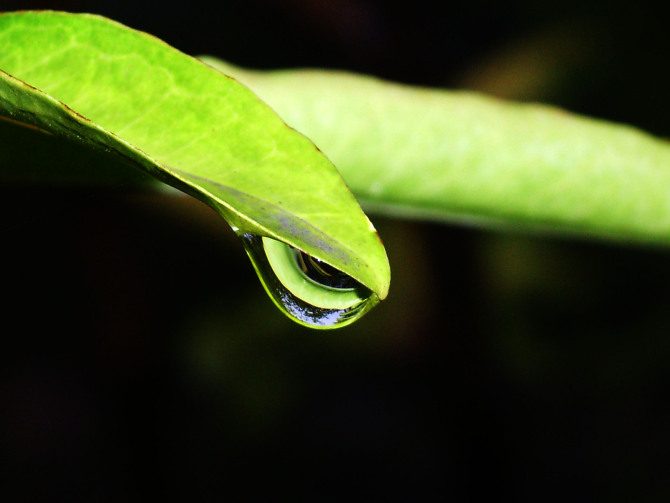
[238,233,378,329]
[294,249,360,290]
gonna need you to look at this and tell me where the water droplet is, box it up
[238,233,379,329]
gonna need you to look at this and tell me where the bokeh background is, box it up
[2,1,670,500]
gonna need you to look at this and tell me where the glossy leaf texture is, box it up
[0,11,390,327]
[202,59,670,246]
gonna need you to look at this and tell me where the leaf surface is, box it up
[202,59,670,245]
[0,11,389,301]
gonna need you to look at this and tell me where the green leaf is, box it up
[0,11,390,329]
[201,59,670,246]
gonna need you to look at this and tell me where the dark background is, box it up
[2,1,670,501]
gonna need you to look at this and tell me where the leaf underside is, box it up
[0,11,390,300]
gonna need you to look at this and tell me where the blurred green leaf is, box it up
[203,59,670,246]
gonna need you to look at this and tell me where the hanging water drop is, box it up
[238,233,379,329]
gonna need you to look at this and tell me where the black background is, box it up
[3,1,670,501]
